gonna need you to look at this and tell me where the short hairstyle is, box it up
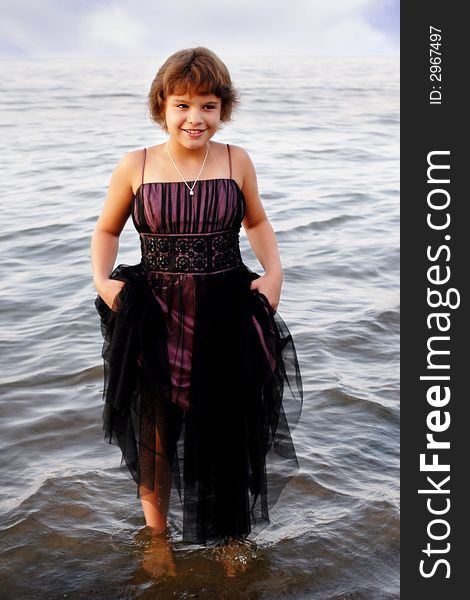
[148,47,240,132]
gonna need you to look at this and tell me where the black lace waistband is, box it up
[139,229,243,274]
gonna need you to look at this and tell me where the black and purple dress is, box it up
[95,144,303,546]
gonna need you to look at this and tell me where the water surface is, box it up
[0,55,399,599]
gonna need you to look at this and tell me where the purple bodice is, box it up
[132,178,245,238]
[130,177,247,410]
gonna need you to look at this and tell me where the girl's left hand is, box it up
[250,274,282,312]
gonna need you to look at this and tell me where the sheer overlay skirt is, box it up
[95,262,303,546]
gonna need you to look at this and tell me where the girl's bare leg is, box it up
[140,424,173,536]
[140,424,177,577]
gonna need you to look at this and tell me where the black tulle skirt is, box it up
[95,261,303,546]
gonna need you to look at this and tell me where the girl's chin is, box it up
[170,132,215,146]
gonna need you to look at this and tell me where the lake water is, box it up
[0,55,399,599]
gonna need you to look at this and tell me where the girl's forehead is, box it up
[167,88,220,101]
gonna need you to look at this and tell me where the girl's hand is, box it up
[250,274,282,312]
[97,278,126,311]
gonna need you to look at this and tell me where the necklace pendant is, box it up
[166,142,209,197]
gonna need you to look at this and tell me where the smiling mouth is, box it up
[183,129,206,133]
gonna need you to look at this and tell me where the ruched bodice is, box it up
[132,178,245,235]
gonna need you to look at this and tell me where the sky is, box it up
[0,0,399,58]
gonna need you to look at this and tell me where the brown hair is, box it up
[148,47,240,132]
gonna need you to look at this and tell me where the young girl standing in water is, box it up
[90,47,303,550]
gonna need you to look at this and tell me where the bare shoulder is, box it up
[113,148,147,194]
[117,148,145,172]
[227,144,253,167]
[226,144,257,190]
[94,148,145,236]
[224,145,268,229]
[115,148,144,169]
[226,144,256,187]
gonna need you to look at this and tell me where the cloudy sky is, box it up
[0,0,399,58]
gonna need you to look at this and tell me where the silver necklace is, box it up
[166,142,209,196]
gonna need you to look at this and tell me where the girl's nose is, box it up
[187,109,202,124]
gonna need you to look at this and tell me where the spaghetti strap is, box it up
[226,143,232,179]
[141,148,147,185]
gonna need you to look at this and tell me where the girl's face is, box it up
[164,91,222,149]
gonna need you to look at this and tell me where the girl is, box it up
[90,47,303,548]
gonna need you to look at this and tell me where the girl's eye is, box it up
[176,104,216,109]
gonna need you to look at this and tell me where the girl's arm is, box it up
[238,147,283,312]
[90,151,139,309]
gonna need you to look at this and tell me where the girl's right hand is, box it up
[97,278,126,311]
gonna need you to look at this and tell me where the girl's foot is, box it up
[213,537,256,577]
[142,526,177,578]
